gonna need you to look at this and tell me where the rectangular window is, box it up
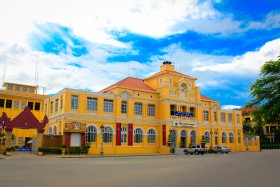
[104,99,113,112]
[221,113,226,122]
[60,95,63,110]
[28,102,34,110]
[121,127,127,143]
[148,104,155,116]
[7,84,13,91]
[134,103,142,115]
[0,99,5,107]
[15,85,20,92]
[71,95,78,110]
[21,101,26,109]
[214,112,217,122]
[14,100,19,109]
[236,114,240,123]
[35,102,40,111]
[50,101,54,114]
[121,101,127,114]
[87,97,97,111]
[170,105,176,116]
[6,100,12,108]
[181,106,186,112]
[55,99,59,112]
[203,111,209,121]
[22,86,27,92]
[228,114,232,123]
[29,87,34,93]
[190,107,195,117]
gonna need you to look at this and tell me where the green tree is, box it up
[245,57,280,125]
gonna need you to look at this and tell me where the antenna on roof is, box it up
[34,56,39,85]
[2,59,6,87]
[128,65,130,77]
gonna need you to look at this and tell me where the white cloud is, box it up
[248,10,280,30]
[221,105,241,110]
[0,0,225,49]
[0,44,149,94]
[192,38,280,77]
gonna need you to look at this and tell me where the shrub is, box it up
[6,147,12,152]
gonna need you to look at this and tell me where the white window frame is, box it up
[71,95,78,110]
[203,111,209,121]
[104,99,113,112]
[87,97,98,111]
[121,101,127,114]
[147,129,156,143]
[148,104,155,116]
[134,103,142,115]
[134,128,143,143]
[86,126,97,142]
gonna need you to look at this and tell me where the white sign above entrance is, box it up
[172,122,196,127]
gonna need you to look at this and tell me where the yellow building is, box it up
[45,61,245,154]
[0,82,49,147]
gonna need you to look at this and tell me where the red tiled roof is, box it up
[200,95,216,101]
[100,77,156,93]
[240,107,259,114]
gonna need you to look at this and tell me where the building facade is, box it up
[45,61,244,154]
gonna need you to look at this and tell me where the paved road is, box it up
[0,150,279,187]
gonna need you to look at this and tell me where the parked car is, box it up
[184,145,207,155]
[213,146,231,153]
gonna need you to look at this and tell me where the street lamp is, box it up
[100,124,104,156]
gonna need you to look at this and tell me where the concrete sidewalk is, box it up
[1,151,174,159]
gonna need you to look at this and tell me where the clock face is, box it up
[180,85,185,91]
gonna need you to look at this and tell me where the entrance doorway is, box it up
[180,130,187,148]
[170,130,177,148]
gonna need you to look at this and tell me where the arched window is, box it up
[229,132,234,143]
[86,126,97,142]
[181,130,187,137]
[53,126,57,134]
[134,128,143,143]
[48,127,52,134]
[190,130,196,146]
[204,131,210,143]
[222,132,227,143]
[148,129,156,143]
[103,127,113,143]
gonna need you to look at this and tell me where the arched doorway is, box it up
[190,130,196,146]
[169,130,177,148]
[180,130,187,148]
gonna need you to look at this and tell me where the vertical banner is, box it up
[116,123,121,146]
[128,123,133,146]
[81,133,85,146]
[163,124,166,146]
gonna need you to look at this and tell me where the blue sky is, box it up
[0,0,280,109]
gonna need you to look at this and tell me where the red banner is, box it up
[163,124,166,146]
[128,123,133,146]
[116,123,121,146]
